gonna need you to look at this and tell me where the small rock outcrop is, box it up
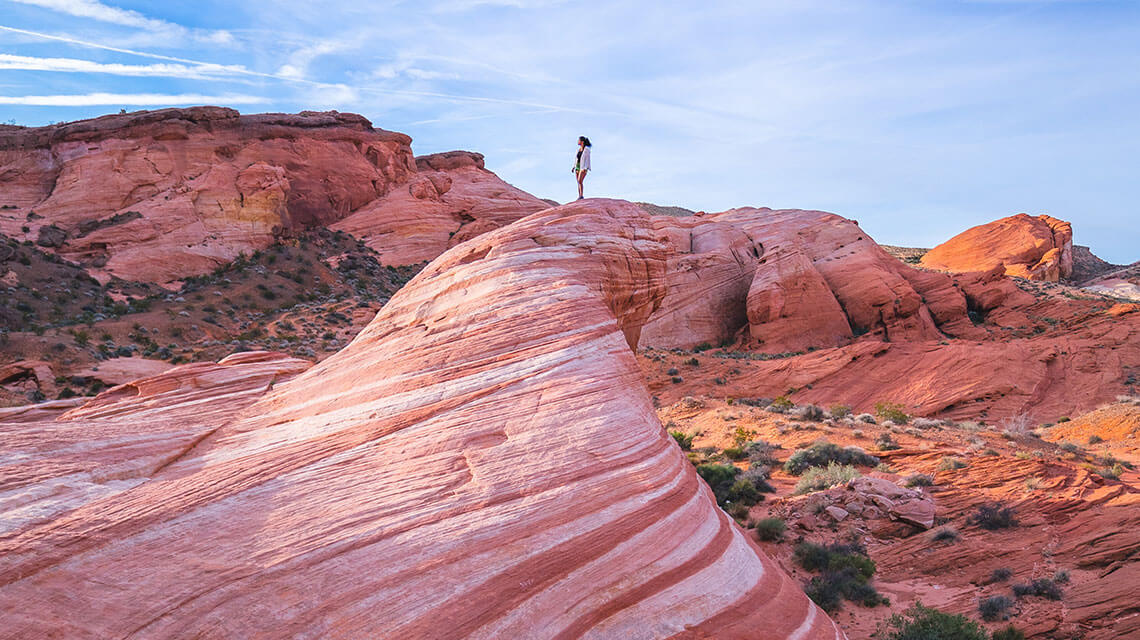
[920,213,1074,281]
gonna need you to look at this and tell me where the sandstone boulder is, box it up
[920,213,1074,281]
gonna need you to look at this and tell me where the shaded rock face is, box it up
[640,208,981,351]
[920,213,1074,282]
[0,109,548,283]
[0,200,844,640]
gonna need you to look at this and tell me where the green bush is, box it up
[794,463,861,494]
[670,430,695,450]
[795,541,886,612]
[829,404,852,419]
[875,433,901,451]
[874,603,987,640]
[770,395,794,411]
[783,441,879,474]
[696,463,761,508]
[747,440,780,467]
[875,401,911,424]
[753,517,786,542]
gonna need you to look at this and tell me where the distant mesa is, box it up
[920,213,1073,282]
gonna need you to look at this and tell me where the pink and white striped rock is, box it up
[0,201,843,639]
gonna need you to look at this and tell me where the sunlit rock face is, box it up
[0,200,845,640]
[920,213,1073,282]
[0,109,549,284]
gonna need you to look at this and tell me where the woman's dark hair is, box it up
[578,136,592,147]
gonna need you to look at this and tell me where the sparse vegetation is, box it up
[930,527,960,543]
[968,503,1018,530]
[874,603,987,640]
[1012,578,1062,600]
[979,595,1015,622]
[695,464,761,509]
[990,568,1013,583]
[753,517,786,542]
[795,541,887,612]
[874,401,910,424]
[784,441,879,474]
[875,433,900,451]
[670,430,695,450]
[991,627,1026,640]
[829,404,852,419]
[938,456,968,471]
[794,462,861,494]
[905,473,935,488]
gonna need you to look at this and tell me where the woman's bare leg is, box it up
[577,170,586,199]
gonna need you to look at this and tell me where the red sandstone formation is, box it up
[920,213,1074,281]
[331,150,550,265]
[0,108,548,283]
[0,201,844,639]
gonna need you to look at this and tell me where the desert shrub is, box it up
[991,626,1026,640]
[746,440,780,467]
[684,357,699,366]
[930,527,960,543]
[968,503,1017,530]
[784,441,879,474]
[829,404,852,419]
[742,466,775,493]
[795,404,825,422]
[852,429,865,438]
[769,395,794,411]
[999,413,1034,435]
[794,463,860,494]
[696,464,760,508]
[938,457,968,471]
[1058,441,1082,454]
[795,541,886,612]
[1087,434,1103,445]
[874,401,910,424]
[753,517,786,542]
[990,567,1013,583]
[723,446,748,461]
[875,462,897,473]
[1012,578,1062,600]
[875,433,900,451]
[731,425,757,447]
[1053,569,1070,584]
[692,341,713,352]
[725,478,759,506]
[670,430,695,450]
[978,595,1014,622]
[856,413,878,424]
[911,417,942,429]
[1056,416,1070,423]
[905,473,935,488]
[874,603,987,640]
[1098,465,1123,480]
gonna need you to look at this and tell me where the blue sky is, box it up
[1,1,1137,262]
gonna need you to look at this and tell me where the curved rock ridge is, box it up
[0,108,549,283]
[640,207,981,351]
[920,213,1074,281]
[0,200,844,639]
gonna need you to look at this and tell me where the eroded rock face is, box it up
[639,208,982,352]
[920,213,1074,281]
[0,201,843,640]
[0,109,548,283]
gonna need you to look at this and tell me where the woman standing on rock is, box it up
[574,136,591,200]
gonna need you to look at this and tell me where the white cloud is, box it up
[0,53,249,79]
[8,0,235,45]
[0,92,269,106]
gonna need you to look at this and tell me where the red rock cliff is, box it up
[920,213,1074,281]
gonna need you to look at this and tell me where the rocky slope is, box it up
[0,200,844,639]
[919,214,1073,281]
[0,108,549,284]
